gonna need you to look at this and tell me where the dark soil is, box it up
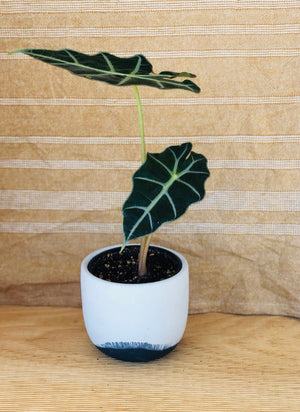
[87,245,182,284]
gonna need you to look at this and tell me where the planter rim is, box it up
[81,243,188,288]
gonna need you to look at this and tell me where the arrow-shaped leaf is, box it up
[122,143,210,245]
[11,49,200,93]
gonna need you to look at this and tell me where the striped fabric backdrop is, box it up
[1,0,299,316]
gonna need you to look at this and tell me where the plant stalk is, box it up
[133,85,152,276]
[133,85,146,163]
[138,235,152,276]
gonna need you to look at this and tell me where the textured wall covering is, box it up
[1,1,299,316]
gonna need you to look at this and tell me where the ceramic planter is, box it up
[81,244,189,362]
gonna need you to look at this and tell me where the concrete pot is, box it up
[81,244,189,362]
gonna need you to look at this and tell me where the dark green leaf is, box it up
[122,143,210,245]
[11,49,200,93]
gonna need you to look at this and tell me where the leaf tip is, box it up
[192,84,201,94]
[8,50,24,55]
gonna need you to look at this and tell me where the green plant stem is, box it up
[138,235,152,276]
[133,85,151,276]
[133,85,146,163]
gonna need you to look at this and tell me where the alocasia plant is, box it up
[10,49,210,276]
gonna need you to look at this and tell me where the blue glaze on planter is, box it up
[96,342,177,362]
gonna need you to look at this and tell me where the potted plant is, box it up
[11,49,210,362]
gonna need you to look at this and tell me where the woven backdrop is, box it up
[1,1,299,317]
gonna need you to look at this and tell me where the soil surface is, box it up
[87,245,182,284]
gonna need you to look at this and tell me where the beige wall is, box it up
[1,1,299,316]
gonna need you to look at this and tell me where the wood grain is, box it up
[0,306,299,411]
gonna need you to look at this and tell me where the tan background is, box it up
[0,1,299,317]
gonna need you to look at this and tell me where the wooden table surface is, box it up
[0,306,299,411]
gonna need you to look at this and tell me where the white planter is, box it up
[81,244,189,362]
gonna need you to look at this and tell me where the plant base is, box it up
[88,245,182,284]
